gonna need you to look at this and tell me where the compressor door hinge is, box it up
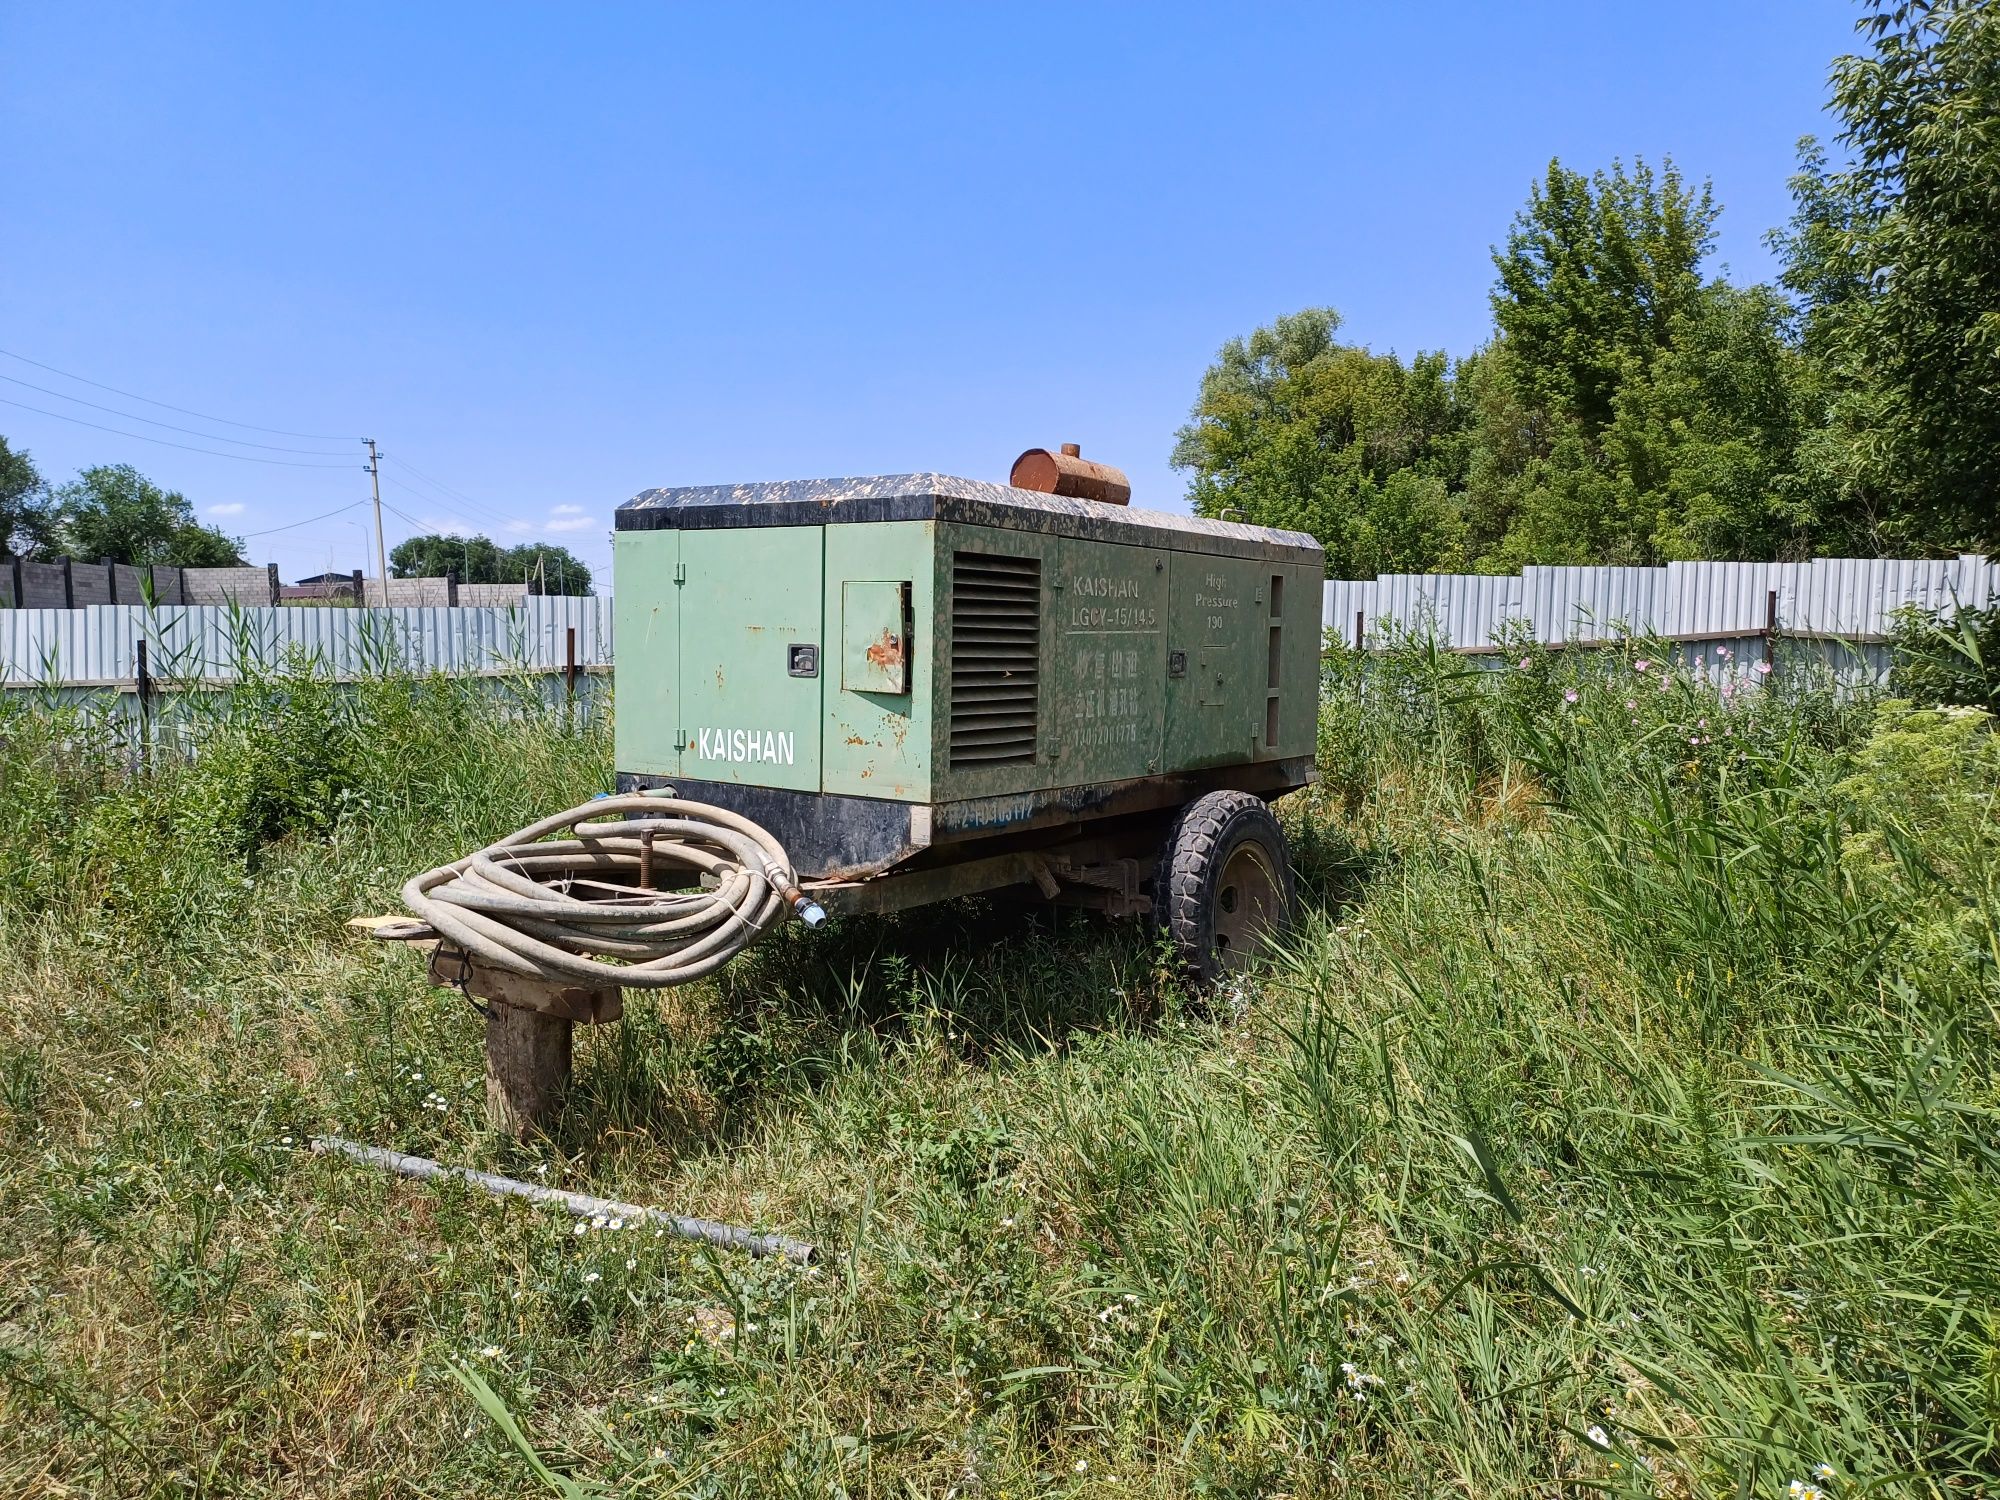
[673,727,688,751]
[673,562,687,585]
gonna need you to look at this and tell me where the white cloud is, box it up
[504,519,535,535]
[550,503,584,516]
[208,502,245,517]
[545,515,593,533]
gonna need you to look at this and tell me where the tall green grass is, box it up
[0,646,1993,1496]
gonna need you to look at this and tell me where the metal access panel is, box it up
[611,528,681,778]
[1266,562,1323,761]
[822,521,933,800]
[674,527,823,792]
[1164,554,1270,769]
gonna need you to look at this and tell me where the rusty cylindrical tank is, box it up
[1009,443,1131,506]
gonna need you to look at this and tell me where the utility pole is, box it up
[364,438,388,604]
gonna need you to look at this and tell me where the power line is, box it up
[0,345,354,440]
[377,495,434,532]
[380,457,531,533]
[381,453,497,513]
[239,500,368,538]
[380,472,525,537]
[0,395,359,468]
[0,372,355,455]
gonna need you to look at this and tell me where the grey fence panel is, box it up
[0,598,617,686]
[458,582,531,607]
[1788,556,1974,637]
[1524,565,1666,642]
[69,562,114,607]
[1329,555,1993,658]
[1321,579,1377,641]
[524,595,612,667]
[1657,560,1777,638]
[148,565,187,606]
[181,566,278,607]
[1371,573,1525,648]
[15,559,68,608]
[362,576,455,608]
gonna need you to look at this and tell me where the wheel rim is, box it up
[1212,840,1282,971]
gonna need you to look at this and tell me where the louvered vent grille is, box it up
[949,551,1041,767]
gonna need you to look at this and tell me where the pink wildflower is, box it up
[1755,660,1773,675]
[1715,646,1731,660]
[1564,689,1579,704]
[1625,699,1637,710]
[1635,659,1650,673]
[1519,656,1532,670]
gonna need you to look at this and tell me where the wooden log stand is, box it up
[429,944,623,1138]
[352,918,622,1139]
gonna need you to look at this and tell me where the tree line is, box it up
[1,447,246,567]
[1173,0,1999,576]
[1,443,594,595]
[388,533,593,597]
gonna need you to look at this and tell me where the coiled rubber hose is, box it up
[401,794,824,989]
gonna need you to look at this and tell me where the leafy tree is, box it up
[1767,138,1897,553]
[505,542,592,596]
[1492,158,1717,437]
[45,464,244,566]
[0,435,54,557]
[391,533,508,582]
[1821,0,2000,551]
[390,532,593,595]
[1171,308,1474,577]
[1600,282,1815,561]
[1470,156,1816,567]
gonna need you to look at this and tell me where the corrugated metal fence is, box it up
[1324,555,1995,647]
[0,595,612,688]
[1324,556,1995,682]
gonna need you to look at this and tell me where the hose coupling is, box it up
[780,883,828,928]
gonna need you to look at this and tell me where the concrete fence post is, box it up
[265,563,280,606]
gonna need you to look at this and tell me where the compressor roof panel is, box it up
[616,472,1324,567]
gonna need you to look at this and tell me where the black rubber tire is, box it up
[1154,790,1297,983]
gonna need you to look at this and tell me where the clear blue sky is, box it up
[2,3,1859,587]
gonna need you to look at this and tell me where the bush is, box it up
[1890,602,2000,713]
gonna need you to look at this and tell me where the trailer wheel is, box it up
[1156,791,1296,982]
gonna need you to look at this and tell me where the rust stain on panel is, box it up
[865,628,904,669]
